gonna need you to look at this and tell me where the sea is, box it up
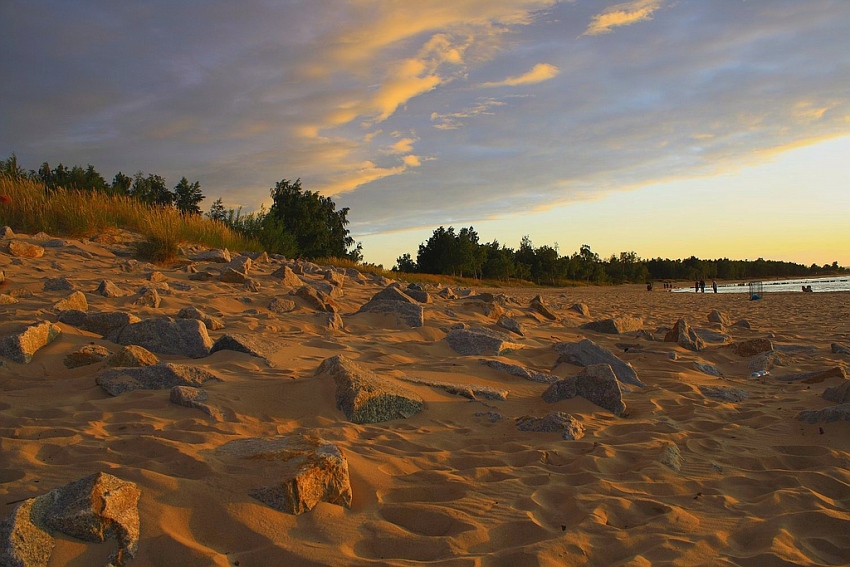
[672,275,850,294]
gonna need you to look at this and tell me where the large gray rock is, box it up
[399,376,507,401]
[53,291,88,312]
[445,327,521,356]
[357,299,424,327]
[543,364,627,416]
[115,317,212,358]
[270,265,303,287]
[0,472,140,567]
[823,381,850,404]
[177,306,224,331]
[59,310,141,340]
[482,359,558,383]
[105,345,160,367]
[64,344,112,369]
[581,316,643,335]
[831,343,850,355]
[43,277,75,292]
[218,435,352,515]
[0,321,61,363]
[530,295,557,320]
[209,334,280,365]
[293,285,337,313]
[775,367,846,383]
[516,412,584,440]
[7,240,44,258]
[170,386,222,420]
[664,318,705,351]
[729,338,774,357]
[316,355,423,424]
[699,385,749,402]
[190,248,231,263]
[496,315,524,336]
[798,403,850,424]
[96,362,221,395]
[708,310,731,326]
[553,338,645,387]
[267,297,296,314]
[367,285,419,305]
[95,280,126,298]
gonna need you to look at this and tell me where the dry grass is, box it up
[0,175,261,260]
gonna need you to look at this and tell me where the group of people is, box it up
[694,279,718,293]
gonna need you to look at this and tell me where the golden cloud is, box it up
[584,0,663,36]
[482,63,560,87]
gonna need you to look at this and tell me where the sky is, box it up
[2,0,849,268]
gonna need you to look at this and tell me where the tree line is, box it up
[0,154,360,261]
[394,226,846,284]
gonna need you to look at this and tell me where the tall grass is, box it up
[0,174,261,260]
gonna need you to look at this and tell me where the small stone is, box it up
[105,345,160,367]
[7,240,45,258]
[64,344,112,368]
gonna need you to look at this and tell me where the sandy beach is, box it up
[1,231,849,566]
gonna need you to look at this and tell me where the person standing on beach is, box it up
[695,281,699,293]
[712,280,718,293]
[699,279,705,293]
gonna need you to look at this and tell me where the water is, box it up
[671,275,850,294]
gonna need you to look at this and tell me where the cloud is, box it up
[430,98,508,129]
[584,0,664,35]
[481,63,560,87]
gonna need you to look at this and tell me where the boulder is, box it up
[43,277,75,291]
[115,317,212,358]
[147,271,167,283]
[219,267,248,284]
[693,327,731,345]
[481,359,558,384]
[0,495,55,567]
[553,339,645,387]
[496,315,524,336]
[64,344,112,369]
[0,321,61,363]
[694,362,722,377]
[570,303,591,317]
[708,310,731,326]
[271,265,303,287]
[177,306,224,331]
[733,319,752,329]
[775,367,846,383]
[267,298,296,314]
[581,316,643,334]
[445,327,522,356]
[542,364,627,416]
[218,435,352,515]
[105,345,160,367]
[0,294,18,305]
[730,338,774,357]
[664,318,706,351]
[170,386,222,420]
[59,310,141,340]
[357,299,424,327]
[831,343,850,355]
[400,376,507,401]
[748,350,788,373]
[516,412,584,440]
[660,443,683,472]
[0,226,13,238]
[308,280,342,298]
[699,386,749,402]
[323,312,345,331]
[316,355,424,424]
[210,334,280,365]
[530,295,557,320]
[823,381,850,404]
[798,403,850,424]
[95,280,126,298]
[294,285,337,313]
[7,240,44,258]
[133,287,160,308]
[223,255,252,275]
[367,285,419,305]
[190,248,231,263]
[323,270,345,288]
[96,362,221,395]
[53,291,88,312]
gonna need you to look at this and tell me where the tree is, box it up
[394,253,417,273]
[0,154,28,180]
[266,178,357,259]
[207,198,227,223]
[111,172,132,196]
[173,177,205,215]
[130,172,173,207]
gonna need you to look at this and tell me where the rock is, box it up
[664,318,706,352]
[733,319,751,329]
[59,310,140,340]
[267,298,296,314]
[64,344,112,369]
[8,288,33,299]
[115,317,212,358]
[105,345,160,367]
[748,350,788,373]
[542,364,627,416]
[7,240,44,258]
[357,299,423,327]
[438,287,458,300]
[553,339,645,387]
[96,362,221,395]
[51,291,87,313]
[693,327,731,345]
[0,226,13,238]
[660,443,683,472]
[699,386,749,402]
[219,267,248,284]
[133,287,160,308]
[775,367,846,383]
[316,355,424,424]
[367,285,419,305]
[445,327,522,356]
[147,271,167,283]
[399,376,507,401]
[210,334,280,365]
[188,271,216,282]
[823,381,850,404]
[170,386,221,420]
[190,248,231,263]
[43,277,75,291]
[0,494,55,567]
[530,295,557,320]
[635,330,655,341]
[482,359,558,384]
[218,435,352,515]
[581,316,643,334]
[0,321,61,363]
[496,315,524,336]
[730,338,774,357]
[798,403,850,424]
[694,362,722,377]
[308,280,341,298]
[0,294,18,305]
[95,280,125,298]
[271,265,303,287]
[294,285,337,313]
[708,310,731,326]
[323,270,345,288]
[43,472,140,566]
[516,412,584,440]
[323,312,345,331]
[177,306,224,331]
[571,303,591,317]
[831,343,850,355]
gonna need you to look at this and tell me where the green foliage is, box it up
[130,172,173,207]
[173,177,205,215]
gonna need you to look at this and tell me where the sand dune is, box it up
[1,231,849,566]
